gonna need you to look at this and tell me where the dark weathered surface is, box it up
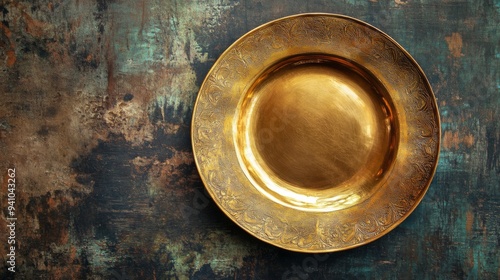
[0,0,498,279]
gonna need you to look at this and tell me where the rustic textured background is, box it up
[0,0,498,279]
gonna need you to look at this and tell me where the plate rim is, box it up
[191,13,441,252]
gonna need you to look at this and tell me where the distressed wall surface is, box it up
[0,0,498,279]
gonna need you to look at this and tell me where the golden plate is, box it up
[191,14,440,252]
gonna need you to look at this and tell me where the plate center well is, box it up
[236,56,397,211]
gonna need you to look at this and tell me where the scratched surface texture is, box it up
[0,0,498,279]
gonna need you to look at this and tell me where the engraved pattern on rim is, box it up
[191,14,440,252]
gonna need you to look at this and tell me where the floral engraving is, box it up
[192,15,439,251]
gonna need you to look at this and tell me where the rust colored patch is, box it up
[466,209,474,236]
[443,131,459,150]
[0,22,16,67]
[445,32,464,58]
[442,130,475,150]
[22,11,48,37]
[105,45,117,109]
[47,196,57,208]
[463,134,475,148]
[467,249,475,272]
[138,0,148,36]
[0,21,12,37]
[148,149,196,195]
[5,50,16,66]
[104,99,155,145]
[0,86,106,195]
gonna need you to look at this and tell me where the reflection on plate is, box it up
[191,14,440,252]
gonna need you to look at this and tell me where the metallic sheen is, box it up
[192,14,440,252]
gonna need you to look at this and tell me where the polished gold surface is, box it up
[237,56,397,212]
[192,14,440,252]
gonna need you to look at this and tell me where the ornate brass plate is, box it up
[191,14,440,252]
